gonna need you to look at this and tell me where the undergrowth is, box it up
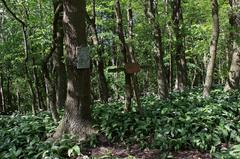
[93,88,240,158]
[1,88,240,158]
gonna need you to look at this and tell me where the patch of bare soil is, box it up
[82,145,211,159]
[83,145,160,158]
[174,151,212,159]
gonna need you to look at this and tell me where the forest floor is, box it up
[80,141,213,159]
[83,146,212,159]
[1,89,239,158]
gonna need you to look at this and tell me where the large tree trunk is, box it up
[52,0,67,109]
[86,0,109,103]
[54,0,94,139]
[203,0,219,97]
[172,0,188,91]
[145,0,168,98]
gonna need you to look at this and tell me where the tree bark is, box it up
[224,0,240,91]
[203,0,219,97]
[172,0,188,91]
[52,0,67,109]
[145,0,168,98]
[54,0,95,139]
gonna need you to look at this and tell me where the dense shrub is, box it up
[93,88,240,157]
[0,112,78,159]
[2,88,240,158]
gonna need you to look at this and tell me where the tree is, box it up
[54,0,95,138]
[0,74,4,112]
[1,0,38,114]
[145,0,168,98]
[86,0,109,103]
[171,0,188,91]
[224,0,240,91]
[52,0,67,108]
[203,0,219,97]
[115,0,141,111]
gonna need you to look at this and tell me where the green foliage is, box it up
[2,89,240,158]
[0,112,78,159]
[93,88,240,157]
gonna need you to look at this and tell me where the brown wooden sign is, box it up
[125,63,140,74]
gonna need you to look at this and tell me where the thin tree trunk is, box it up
[115,0,133,111]
[0,74,4,112]
[32,58,42,110]
[44,77,50,112]
[42,62,59,123]
[6,76,12,110]
[203,0,219,97]
[52,0,67,109]
[191,58,198,88]
[115,0,137,111]
[164,0,174,91]
[224,0,240,91]
[145,0,168,98]
[172,0,188,91]
[41,1,65,122]
[54,0,95,139]
[86,0,109,103]
[127,2,141,110]
[16,88,21,112]
[24,63,37,115]
[1,0,37,114]
[23,27,37,115]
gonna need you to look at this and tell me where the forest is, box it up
[0,0,240,158]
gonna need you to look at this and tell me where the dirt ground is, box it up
[81,145,212,159]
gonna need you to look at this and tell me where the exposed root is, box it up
[52,118,97,141]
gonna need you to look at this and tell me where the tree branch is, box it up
[0,0,26,26]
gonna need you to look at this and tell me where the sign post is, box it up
[76,46,90,69]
